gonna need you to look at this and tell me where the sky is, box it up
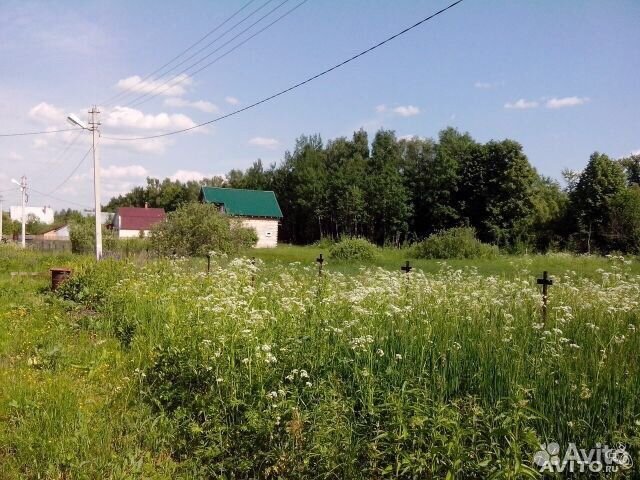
[0,0,638,211]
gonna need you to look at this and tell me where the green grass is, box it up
[247,244,640,278]
[1,244,639,478]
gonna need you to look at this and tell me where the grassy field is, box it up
[1,245,639,478]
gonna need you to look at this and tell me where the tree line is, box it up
[102,127,640,254]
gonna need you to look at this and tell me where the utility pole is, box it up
[89,106,102,260]
[0,195,3,241]
[19,176,27,248]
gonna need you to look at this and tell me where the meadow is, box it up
[1,245,639,478]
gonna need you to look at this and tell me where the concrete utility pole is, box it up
[18,176,27,248]
[89,106,102,260]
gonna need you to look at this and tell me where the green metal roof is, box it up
[200,187,283,218]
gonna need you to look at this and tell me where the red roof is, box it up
[115,207,166,230]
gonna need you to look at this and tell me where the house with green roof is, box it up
[199,186,283,248]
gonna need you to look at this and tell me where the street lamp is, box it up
[68,108,102,260]
[11,177,27,248]
[67,114,87,130]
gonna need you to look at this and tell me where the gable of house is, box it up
[114,207,166,231]
[199,187,283,219]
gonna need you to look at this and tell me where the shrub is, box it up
[69,217,116,254]
[414,227,499,259]
[329,237,378,260]
[149,202,257,257]
[314,237,335,249]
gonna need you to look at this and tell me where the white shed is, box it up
[199,187,283,248]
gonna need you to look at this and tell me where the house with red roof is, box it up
[111,205,166,238]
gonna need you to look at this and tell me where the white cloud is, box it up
[115,74,193,97]
[33,137,48,149]
[169,170,219,182]
[72,164,150,182]
[374,104,420,117]
[248,137,280,149]
[545,96,590,109]
[225,96,239,105]
[105,106,197,131]
[392,105,420,117]
[631,149,640,156]
[7,151,23,161]
[28,102,66,124]
[474,81,503,89]
[163,97,219,113]
[504,99,539,109]
[398,134,427,141]
[101,164,149,179]
[100,136,173,155]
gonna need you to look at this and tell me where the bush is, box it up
[69,218,115,254]
[109,237,150,257]
[313,237,335,249]
[329,237,378,261]
[149,202,257,257]
[414,227,499,259]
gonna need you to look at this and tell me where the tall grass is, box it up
[2,245,639,477]
[58,254,640,477]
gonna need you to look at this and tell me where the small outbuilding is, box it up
[112,206,166,238]
[199,187,283,248]
[42,224,70,240]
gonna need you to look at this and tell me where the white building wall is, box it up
[10,206,55,224]
[240,218,279,248]
[43,225,70,239]
[118,229,150,238]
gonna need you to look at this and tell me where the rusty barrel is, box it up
[50,268,72,291]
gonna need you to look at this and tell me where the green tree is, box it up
[366,130,411,245]
[619,154,640,186]
[149,202,257,257]
[607,185,640,253]
[401,134,459,239]
[528,176,568,251]
[457,139,536,246]
[570,152,627,253]
[325,133,369,237]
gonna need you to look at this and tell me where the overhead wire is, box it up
[123,0,294,108]
[46,146,94,195]
[29,187,92,210]
[0,127,82,138]
[101,0,260,106]
[44,129,84,167]
[103,0,465,142]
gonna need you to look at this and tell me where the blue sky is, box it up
[0,0,638,210]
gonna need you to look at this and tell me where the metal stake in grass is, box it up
[207,253,211,273]
[251,257,256,286]
[316,253,324,276]
[401,261,412,274]
[537,271,553,323]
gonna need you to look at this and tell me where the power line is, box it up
[101,0,259,106]
[46,145,93,195]
[0,127,82,138]
[104,0,465,142]
[124,0,294,109]
[117,0,278,107]
[45,129,84,167]
[29,187,92,210]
